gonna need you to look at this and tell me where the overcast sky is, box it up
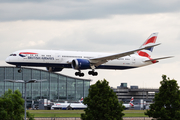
[0,0,180,88]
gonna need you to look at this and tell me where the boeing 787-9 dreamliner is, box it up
[5,33,172,77]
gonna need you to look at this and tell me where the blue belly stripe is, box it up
[7,62,137,70]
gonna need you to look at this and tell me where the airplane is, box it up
[5,33,173,77]
[68,102,87,110]
[51,102,70,110]
[123,97,134,109]
[51,97,86,110]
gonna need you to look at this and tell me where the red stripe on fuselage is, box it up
[137,51,156,63]
[19,52,38,54]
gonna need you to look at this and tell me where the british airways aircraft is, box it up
[5,33,172,77]
[123,97,134,109]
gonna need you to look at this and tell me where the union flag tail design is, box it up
[137,33,158,63]
[140,33,158,52]
[80,97,83,103]
[129,97,134,107]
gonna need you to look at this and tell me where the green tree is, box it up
[0,89,24,120]
[81,79,124,120]
[145,75,180,119]
[27,111,35,120]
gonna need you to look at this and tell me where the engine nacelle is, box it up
[71,59,91,70]
[46,67,63,72]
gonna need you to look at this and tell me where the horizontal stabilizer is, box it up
[144,56,174,62]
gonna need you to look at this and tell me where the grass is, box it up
[28,110,85,117]
[124,110,148,117]
[27,110,148,118]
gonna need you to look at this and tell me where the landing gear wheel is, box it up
[75,72,80,76]
[75,72,84,77]
[18,69,22,73]
[88,71,98,76]
[79,73,84,77]
[92,72,98,76]
[88,71,93,75]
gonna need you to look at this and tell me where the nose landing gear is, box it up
[18,69,22,73]
[16,66,22,73]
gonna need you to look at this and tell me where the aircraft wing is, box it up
[4,79,47,83]
[89,43,161,67]
[4,79,24,83]
[27,79,47,83]
[144,56,174,62]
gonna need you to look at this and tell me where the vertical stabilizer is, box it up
[137,33,158,63]
[140,32,158,52]
[129,97,134,107]
[80,97,83,103]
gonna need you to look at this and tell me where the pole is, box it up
[25,82,26,120]
[143,88,144,110]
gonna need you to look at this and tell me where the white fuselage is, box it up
[5,49,152,70]
[51,103,70,110]
[69,103,87,109]
[123,103,133,109]
[51,102,87,110]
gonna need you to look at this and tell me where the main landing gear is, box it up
[75,70,98,77]
[88,70,98,76]
[75,70,84,77]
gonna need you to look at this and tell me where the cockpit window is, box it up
[10,54,16,56]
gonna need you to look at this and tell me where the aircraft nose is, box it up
[5,57,9,63]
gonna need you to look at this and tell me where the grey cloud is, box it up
[42,31,145,53]
[0,0,180,21]
[84,31,143,46]
[0,0,46,3]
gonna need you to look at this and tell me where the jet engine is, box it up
[46,67,63,72]
[71,59,91,70]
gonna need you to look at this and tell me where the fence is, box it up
[33,117,155,120]
[34,118,80,120]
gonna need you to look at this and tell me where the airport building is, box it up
[0,66,91,107]
[112,83,159,108]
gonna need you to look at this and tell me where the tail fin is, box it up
[80,97,83,103]
[140,33,158,52]
[129,97,134,107]
[137,33,158,63]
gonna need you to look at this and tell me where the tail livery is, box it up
[129,97,134,107]
[80,97,83,103]
[123,97,134,109]
[140,33,158,52]
[137,33,173,63]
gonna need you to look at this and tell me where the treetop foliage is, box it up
[81,79,124,120]
[145,75,180,120]
[0,89,25,120]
